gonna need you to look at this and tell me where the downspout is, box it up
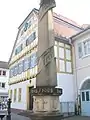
[69,38,78,114]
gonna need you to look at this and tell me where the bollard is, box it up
[6,99,11,120]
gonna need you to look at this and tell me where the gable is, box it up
[9,9,38,64]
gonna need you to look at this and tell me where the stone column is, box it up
[30,0,63,120]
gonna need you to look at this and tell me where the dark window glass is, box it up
[15,49,18,55]
[23,58,29,71]
[0,70,1,75]
[24,22,28,32]
[15,44,23,55]
[10,68,14,78]
[86,91,89,101]
[30,52,37,69]
[3,71,6,76]
[14,65,18,76]
[82,92,85,101]
[2,83,5,88]
[18,61,23,74]
[26,32,36,46]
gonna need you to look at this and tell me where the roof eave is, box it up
[70,27,90,42]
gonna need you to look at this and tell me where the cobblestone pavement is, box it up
[63,116,90,120]
[3,113,30,120]
[2,114,90,120]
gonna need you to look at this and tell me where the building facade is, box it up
[71,27,90,116]
[8,8,82,111]
[0,61,9,102]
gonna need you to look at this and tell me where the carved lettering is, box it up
[31,87,62,96]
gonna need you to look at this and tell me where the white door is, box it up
[81,90,90,116]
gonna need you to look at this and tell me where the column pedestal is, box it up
[30,87,63,120]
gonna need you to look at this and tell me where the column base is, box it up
[29,112,63,120]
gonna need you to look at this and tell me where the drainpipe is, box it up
[69,38,78,115]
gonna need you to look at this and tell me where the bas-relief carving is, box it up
[34,96,60,112]
[42,46,54,66]
[36,46,57,86]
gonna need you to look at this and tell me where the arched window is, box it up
[81,79,90,90]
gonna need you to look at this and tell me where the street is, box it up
[63,116,90,120]
[3,113,30,120]
[2,114,90,120]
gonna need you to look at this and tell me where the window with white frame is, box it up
[83,40,90,55]
[54,41,72,73]
[78,39,90,58]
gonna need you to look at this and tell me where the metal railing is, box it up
[0,102,7,110]
[60,102,75,117]
[0,99,11,120]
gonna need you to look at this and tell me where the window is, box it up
[30,53,37,69]
[18,61,23,74]
[24,22,29,32]
[10,68,14,78]
[83,40,90,55]
[78,43,83,58]
[54,46,58,57]
[14,89,17,102]
[59,42,64,47]
[18,88,22,102]
[54,41,72,74]
[3,71,6,76]
[26,32,36,46]
[59,47,64,59]
[66,49,71,60]
[82,92,85,101]
[14,65,18,76]
[86,91,89,101]
[23,58,29,71]
[59,60,65,72]
[78,40,90,58]
[0,70,1,75]
[2,83,5,88]
[15,44,23,55]
[66,61,72,73]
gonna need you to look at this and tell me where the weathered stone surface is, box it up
[39,0,56,20]
[29,112,63,120]
[32,1,62,118]
[31,86,62,96]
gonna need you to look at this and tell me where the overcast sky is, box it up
[0,0,90,62]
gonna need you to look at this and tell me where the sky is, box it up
[0,0,90,62]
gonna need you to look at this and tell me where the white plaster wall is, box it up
[72,29,90,95]
[0,68,9,93]
[73,30,90,69]
[57,73,75,102]
[9,78,36,110]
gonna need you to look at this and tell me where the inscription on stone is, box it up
[31,87,62,96]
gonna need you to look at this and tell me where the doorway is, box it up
[80,79,90,116]
[29,87,33,110]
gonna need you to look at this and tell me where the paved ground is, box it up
[3,113,30,120]
[63,116,90,120]
[2,114,90,120]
